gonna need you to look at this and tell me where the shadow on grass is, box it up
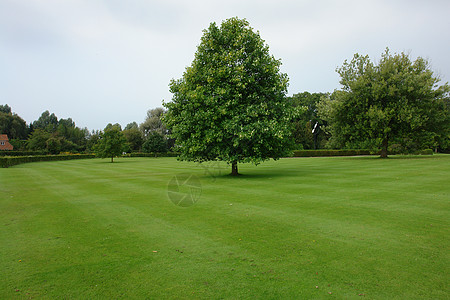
[205,169,305,181]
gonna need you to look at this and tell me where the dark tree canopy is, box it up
[164,17,296,175]
[33,111,58,132]
[288,92,329,149]
[0,111,28,140]
[0,104,12,114]
[319,49,449,157]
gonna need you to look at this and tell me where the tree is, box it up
[124,122,139,130]
[123,127,143,151]
[33,111,58,132]
[94,127,128,162]
[0,111,28,140]
[140,108,167,137]
[288,92,328,149]
[142,131,168,153]
[321,49,449,157]
[164,17,295,175]
[27,129,50,151]
[0,104,11,114]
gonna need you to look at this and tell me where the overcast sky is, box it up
[1,0,449,131]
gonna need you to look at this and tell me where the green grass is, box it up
[0,155,449,299]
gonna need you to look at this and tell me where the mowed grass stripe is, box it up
[0,156,449,299]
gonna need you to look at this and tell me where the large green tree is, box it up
[320,49,449,157]
[94,126,128,163]
[164,17,295,175]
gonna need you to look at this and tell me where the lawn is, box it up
[0,155,449,299]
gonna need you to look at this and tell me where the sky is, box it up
[1,0,449,131]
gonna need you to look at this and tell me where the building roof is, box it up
[0,134,13,150]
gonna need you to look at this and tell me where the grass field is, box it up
[0,155,449,299]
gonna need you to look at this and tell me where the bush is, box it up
[142,132,168,153]
[0,150,47,156]
[291,149,371,157]
[0,154,95,168]
[123,152,179,158]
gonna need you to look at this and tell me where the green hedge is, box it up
[123,152,179,158]
[0,150,48,156]
[292,149,372,157]
[0,154,96,168]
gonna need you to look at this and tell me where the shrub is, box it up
[123,152,179,158]
[291,149,371,157]
[0,150,47,156]
[0,154,95,168]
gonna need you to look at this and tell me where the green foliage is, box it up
[124,122,139,130]
[0,104,12,114]
[27,129,51,151]
[123,128,144,151]
[123,152,179,158]
[46,136,62,154]
[0,110,28,140]
[140,108,167,137]
[0,150,47,156]
[142,131,168,153]
[164,17,296,174]
[94,127,128,162]
[292,149,372,157]
[0,154,95,168]
[288,92,329,149]
[32,110,58,132]
[105,123,122,131]
[320,49,450,157]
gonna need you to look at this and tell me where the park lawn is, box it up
[0,155,449,299]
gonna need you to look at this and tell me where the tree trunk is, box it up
[231,161,239,176]
[380,136,389,158]
[111,156,114,163]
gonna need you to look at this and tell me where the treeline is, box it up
[288,89,449,154]
[2,49,449,156]
[0,105,172,154]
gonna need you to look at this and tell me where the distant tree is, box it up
[27,129,50,151]
[0,104,11,114]
[46,136,62,154]
[0,111,28,140]
[288,92,328,149]
[142,131,168,153]
[321,49,449,157]
[164,17,296,175]
[123,127,143,151]
[140,108,167,137]
[124,122,139,130]
[86,130,101,152]
[105,123,122,131]
[33,111,58,132]
[94,127,128,162]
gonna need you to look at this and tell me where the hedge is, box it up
[0,154,96,168]
[292,149,372,157]
[0,150,48,157]
[123,152,179,158]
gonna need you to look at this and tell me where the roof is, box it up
[0,134,13,150]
